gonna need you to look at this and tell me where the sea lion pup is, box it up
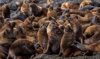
[29,3,47,16]
[79,1,92,8]
[21,2,31,17]
[44,21,63,54]
[0,22,16,57]
[84,28,100,45]
[67,9,86,17]
[0,16,4,29]
[84,25,100,39]
[61,2,71,11]
[13,26,36,45]
[76,11,93,24]
[0,22,16,48]
[47,5,57,19]
[37,23,48,52]
[7,39,37,59]
[59,24,75,56]
[2,4,10,18]
[21,15,35,31]
[20,15,35,36]
[68,17,84,44]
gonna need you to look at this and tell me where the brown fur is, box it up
[29,3,43,16]
[68,17,84,43]
[0,21,16,32]
[38,16,56,25]
[47,0,54,5]
[30,3,48,16]
[84,25,100,39]
[37,24,48,52]
[0,51,7,59]
[14,26,36,44]
[0,6,2,12]
[42,0,54,7]
[7,39,37,59]
[44,21,63,54]
[17,15,38,39]
[62,46,82,58]
[34,17,44,22]
[0,22,16,56]
[8,20,23,28]
[20,15,35,37]
[71,2,80,9]
[84,40,100,52]
[84,28,100,45]
[79,1,91,8]
[56,20,65,26]
[82,23,91,33]
[54,7,62,16]
[61,2,71,11]
[64,20,70,26]
[47,6,57,19]
[77,11,93,24]
[32,21,39,30]
[21,2,30,17]
[91,8,100,13]
[31,22,39,40]
[68,10,86,17]
[59,25,75,57]
[2,4,10,18]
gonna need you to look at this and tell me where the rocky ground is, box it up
[33,54,100,59]
[0,0,100,59]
